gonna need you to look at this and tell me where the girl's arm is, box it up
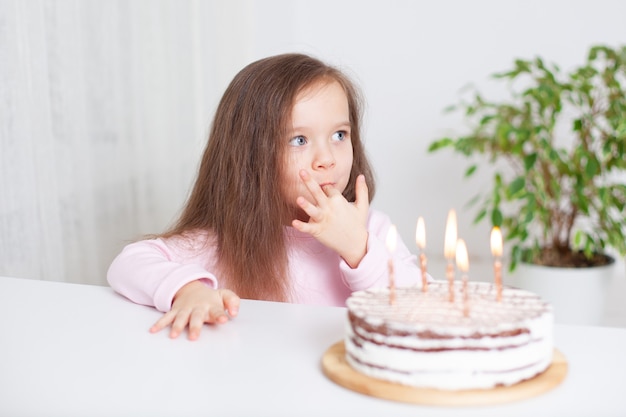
[107,238,219,311]
[107,237,239,340]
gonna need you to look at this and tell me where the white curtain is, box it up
[0,0,253,285]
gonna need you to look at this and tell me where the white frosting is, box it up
[345,280,554,390]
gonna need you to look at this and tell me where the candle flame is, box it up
[456,239,469,272]
[490,226,503,257]
[386,224,398,253]
[444,209,457,259]
[415,217,426,249]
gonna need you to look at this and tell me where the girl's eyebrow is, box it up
[290,120,351,132]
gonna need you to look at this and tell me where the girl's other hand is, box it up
[149,280,240,341]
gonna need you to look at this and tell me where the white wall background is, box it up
[1,0,625,285]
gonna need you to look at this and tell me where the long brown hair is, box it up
[162,53,376,301]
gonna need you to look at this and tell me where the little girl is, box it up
[108,53,424,340]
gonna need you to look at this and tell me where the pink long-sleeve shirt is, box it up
[107,209,425,311]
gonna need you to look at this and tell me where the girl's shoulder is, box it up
[159,229,217,252]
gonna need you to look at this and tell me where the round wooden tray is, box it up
[321,341,568,406]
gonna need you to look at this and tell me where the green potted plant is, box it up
[427,45,626,324]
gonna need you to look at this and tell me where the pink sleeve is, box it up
[339,210,427,291]
[107,238,218,312]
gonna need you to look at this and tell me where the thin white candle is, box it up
[456,238,470,317]
[386,225,397,305]
[444,209,457,302]
[444,209,458,260]
[415,217,428,292]
[416,217,426,250]
[491,226,503,302]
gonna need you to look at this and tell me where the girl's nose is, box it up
[313,143,336,169]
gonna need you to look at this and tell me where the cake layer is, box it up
[345,280,554,390]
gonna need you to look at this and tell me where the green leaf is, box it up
[573,230,583,247]
[479,115,496,126]
[474,209,487,224]
[464,165,478,177]
[523,153,538,171]
[572,118,583,132]
[491,208,503,226]
[585,156,600,177]
[507,177,526,197]
[427,138,454,152]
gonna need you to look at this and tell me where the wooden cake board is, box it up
[321,341,568,406]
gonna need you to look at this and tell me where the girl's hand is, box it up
[292,170,369,268]
[150,280,240,341]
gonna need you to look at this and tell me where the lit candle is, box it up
[415,216,428,292]
[444,209,457,302]
[491,226,503,302]
[456,238,470,317]
[386,225,397,305]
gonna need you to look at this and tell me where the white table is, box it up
[1,276,625,417]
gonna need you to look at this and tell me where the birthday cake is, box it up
[344,280,554,390]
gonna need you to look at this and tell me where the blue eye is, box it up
[289,135,307,147]
[332,131,348,141]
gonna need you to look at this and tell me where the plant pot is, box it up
[506,257,616,326]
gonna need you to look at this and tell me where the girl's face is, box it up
[281,79,354,218]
